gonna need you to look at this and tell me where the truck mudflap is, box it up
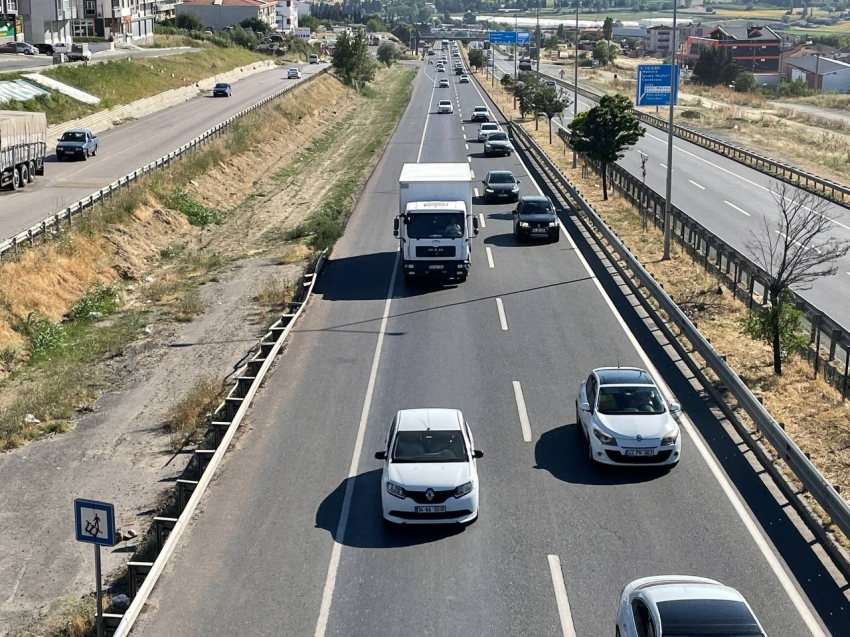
[403,258,470,280]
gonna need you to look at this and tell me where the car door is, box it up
[580,374,596,432]
[512,199,522,233]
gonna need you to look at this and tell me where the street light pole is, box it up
[535,0,541,86]
[514,12,518,109]
[572,0,579,168]
[662,2,678,260]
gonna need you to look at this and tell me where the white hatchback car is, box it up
[477,122,501,141]
[576,367,681,467]
[617,576,766,637]
[287,67,301,79]
[438,78,450,88]
[437,100,453,114]
[375,409,483,525]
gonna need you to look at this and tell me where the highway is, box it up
[490,50,850,329]
[129,61,848,637]
[0,62,326,241]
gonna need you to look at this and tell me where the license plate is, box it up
[532,228,547,233]
[414,506,446,513]
[428,264,444,270]
[625,449,655,457]
[498,193,508,197]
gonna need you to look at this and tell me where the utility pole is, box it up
[514,12,518,109]
[573,0,579,169]
[535,0,541,87]
[662,2,677,260]
[815,53,821,92]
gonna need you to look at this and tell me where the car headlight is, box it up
[548,221,558,227]
[511,185,519,192]
[485,187,494,193]
[661,429,679,446]
[593,428,618,446]
[519,221,530,227]
[386,481,405,499]
[454,481,473,498]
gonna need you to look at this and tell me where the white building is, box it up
[275,0,296,32]
[296,1,310,19]
[74,0,154,44]
[19,0,75,45]
[176,0,276,32]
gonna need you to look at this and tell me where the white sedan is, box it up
[576,367,681,467]
[287,67,301,79]
[437,100,453,114]
[617,575,766,637]
[375,408,483,525]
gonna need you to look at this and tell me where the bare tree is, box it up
[745,182,850,374]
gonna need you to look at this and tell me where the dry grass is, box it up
[165,376,226,450]
[256,276,295,309]
[684,84,769,108]
[480,75,850,549]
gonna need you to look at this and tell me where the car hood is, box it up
[486,182,517,191]
[388,462,471,489]
[57,141,85,148]
[595,412,674,440]
[485,139,511,147]
[518,213,556,222]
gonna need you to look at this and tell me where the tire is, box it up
[83,150,89,161]
[92,147,97,157]
[550,232,560,243]
[26,161,35,183]
[18,164,28,188]
[616,627,622,637]
[11,166,22,190]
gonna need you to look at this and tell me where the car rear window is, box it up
[657,599,763,637]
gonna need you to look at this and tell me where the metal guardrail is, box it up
[110,251,327,637]
[511,121,850,568]
[0,67,329,260]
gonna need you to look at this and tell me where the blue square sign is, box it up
[636,64,680,107]
[74,498,116,547]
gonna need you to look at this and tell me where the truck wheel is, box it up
[92,147,97,157]
[11,166,22,190]
[18,164,28,188]
[26,162,35,182]
[83,150,89,160]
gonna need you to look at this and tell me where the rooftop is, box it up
[786,55,850,75]
[596,367,655,386]
[711,25,780,42]
[181,0,276,6]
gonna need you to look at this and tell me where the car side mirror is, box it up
[393,218,399,237]
[516,179,522,184]
[472,217,479,235]
[374,451,387,460]
[57,138,61,142]
[511,209,518,215]
[669,402,681,413]
[580,402,591,412]
[472,449,484,459]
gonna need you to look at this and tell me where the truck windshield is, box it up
[406,212,465,239]
[60,132,86,142]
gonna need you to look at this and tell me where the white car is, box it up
[287,67,301,79]
[437,100,453,114]
[470,105,490,122]
[477,122,501,141]
[576,367,681,467]
[438,78,449,88]
[617,576,766,637]
[459,74,470,83]
[375,409,483,525]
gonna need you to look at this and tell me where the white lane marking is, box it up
[548,555,578,637]
[313,252,400,637]
[689,179,705,190]
[468,156,472,163]
[645,131,850,233]
[777,230,823,255]
[417,71,438,164]
[474,187,480,197]
[660,163,668,169]
[724,200,751,216]
[512,381,532,442]
[479,212,486,227]
[466,143,469,150]
[461,125,465,131]
[495,297,508,330]
[486,246,495,268]
[470,170,475,179]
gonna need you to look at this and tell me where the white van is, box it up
[309,53,319,64]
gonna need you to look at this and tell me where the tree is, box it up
[602,16,614,41]
[366,17,386,33]
[377,41,397,66]
[733,71,758,93]
[468,48,485,71]
[229,25,259,49]
[506,72,538,119]
[534,86,572,143]
[176,12,203,31]
[593,39,620,66]
[332,30,376,88]
[301,15,319,31]
[240,17,270,33]
[693,47,740,85]
[544,35,560,50]
[566,94,645,200]
[744,183,850,374]
[463,11,477,23]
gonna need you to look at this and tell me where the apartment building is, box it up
[73,0,154,43]
[275,0,296,33]
[176,0,276,32]
[681,25,781,85]
[1,0,20,44]
[19,0,75,45]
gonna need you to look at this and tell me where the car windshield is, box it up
[481,125,497,131]
[487,133,508,141]
[406,212,465,239]
[520,201,553,214]
[392,430,468,463]
[596,386,665,415]
[658,600,764,637]
[474,107,488,113]
[215,84,228,88]
[60,132,86,142]
[488,173,515,184]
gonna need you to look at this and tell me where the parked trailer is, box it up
[0,111,47,190]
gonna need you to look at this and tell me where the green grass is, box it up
[0,47,269,125]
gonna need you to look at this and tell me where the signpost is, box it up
[487,31,530,85]
[635,64,680,107]
[75,499,117,637]
[294,26,311,41]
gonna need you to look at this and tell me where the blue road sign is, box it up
[74,498,116,547]
[636,64,680,107]
[488,31,530,45]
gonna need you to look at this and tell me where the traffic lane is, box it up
[129,66,431,637]
[0,64,323,239]
[0,47,202,72]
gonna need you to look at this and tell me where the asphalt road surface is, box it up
[0,62,327,241]
[0,47,201,73]
[129,62,847,637]
[491,50,850,332]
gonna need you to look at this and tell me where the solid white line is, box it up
[474,187,480,197]
[689,179,705,190]
[495,297,508,330]
[776,230,822,255]
[468,156,472,163]
[724,200,751,216]
[512,381,532,442]
[313,253,399,637]
[416,72,438,164]
[547,555,577,637]
[479,212,486,227]
[486,246,495,268]
[470,170,475,179]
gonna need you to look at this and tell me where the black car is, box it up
[483,131,512,157]
[212,83,232,97]
[513,195,559,242]
[35,43,58,55]
[482,170,520,203]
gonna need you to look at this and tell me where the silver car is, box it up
[483,131,512,157]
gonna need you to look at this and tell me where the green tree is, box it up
[366,17,386,33]
[602,16,614,41]
[176,12,203,31]
[544,35,560,50]
[534,86,572,143]
[504,73,537,118]
[733,71,758,93]
[301,15,319,31]
[240,17,270,33]
[229,25,259,49]
[692,47,740,85]
[468,48,486,71]
[332,30,377,89]
[463,10,477,23]
[566,94,645,200]
[377,41,398,66]
[592,39,620,65]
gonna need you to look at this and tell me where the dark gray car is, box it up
[482,170,520,203]
[513,195,559,242]
[483,131,512,157]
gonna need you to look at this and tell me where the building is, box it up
[19,0,75,46]
[785,55,850,92]
[1,0,19,45]
[296,0,310,19]
[275,0,296,32]
[643,25,688,56]
[681,25,781,85]
[176,0,276,32]
[74,0,154,43]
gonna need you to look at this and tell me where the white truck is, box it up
[395,163,478,283]
[0,111,47,190]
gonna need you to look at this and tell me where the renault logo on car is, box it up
[425,488,435,501]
